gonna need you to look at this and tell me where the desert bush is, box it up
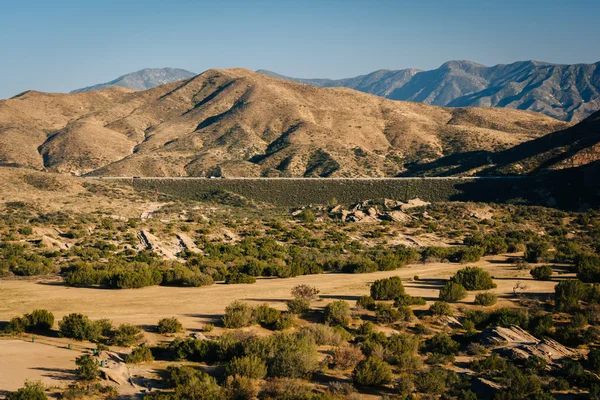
[223,301,254,328]
[59,313,101,341]
[225,375,258,400]
[352,357,393,386]
[474,292,498,306]
[427,333,459,356]
[291,284,320,301]
[125,346,154,363]
[4,310,54,333]
[253,304,281,329]
[6,381,47,400]
[275,313,295,330]
[226,273,256,284]
[108,264,163,289]
[324,301,351,327]
[112,324,143,346]
[524,241,550,263]
[429,301,453,316]
[286,298,310,315]
[258,378,313,400]
[157,317,183,334]
[268,335,319,378]
[298,324,345,346]
[332,345,364,370]
[456,246,484,263]
[393,293,426,306]
[439,282,467,302]
[357,321,376,336]
[414,366,449,395]
[356,295,376,310]
[76,355,100,380]
[226,355,267,379]
[451,266,496,290]
[370,276,405,300]
[555,279,587,311]
[530,265,553,280]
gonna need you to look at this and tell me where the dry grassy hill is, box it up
[0,69,570,177]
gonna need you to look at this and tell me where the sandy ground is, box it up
[0,256,562,393]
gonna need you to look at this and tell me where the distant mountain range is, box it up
[71,68,196,93]
[259,60,600,122]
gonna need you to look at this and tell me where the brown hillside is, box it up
[0,69,570,177]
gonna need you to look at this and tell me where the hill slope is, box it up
[0,68,569,177]
[402,110,600,177]
[259,61,600,122]
[70,68,196,93]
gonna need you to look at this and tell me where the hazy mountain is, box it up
[71,68,196,93]
[259,61,600,122]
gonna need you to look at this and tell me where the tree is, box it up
[370,276,405,300]
[451,267,496,290]
[439,282,467,302]
[324,301,351,327]
[157,317,183,334]
[24,310,54,331]
[524,241,550,263]
[530,265,553,281]
[291,284,320,301]
[353,357,393,386]
[554,279,587,311]
[59,313,101,341]
[75,355,100,380]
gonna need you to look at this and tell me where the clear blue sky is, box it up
[1,0,599,99]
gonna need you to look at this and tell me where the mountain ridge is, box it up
[70,67,197,93]
[258,60,600,122]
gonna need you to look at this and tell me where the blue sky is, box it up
[1,0,599,98]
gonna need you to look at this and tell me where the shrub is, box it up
[324,301,351,327]
[76,355,100,380]
[474,292,498,306]
[24,309,55,331]
[297,325,345,346]
[286,298,310,315]
[439,282,467,302]
[253,304,281,329]
[456,246,484,263]
[352,357,393,386]
[125,346,154,363]
[259,378,313,400]
[225,273,256,284]
[112,324,143,346]
[451,266,496,290]
[370,276,405,300]
[226,355,267,379]
[530,265,553,281]
[356,295,376,310]
[59,314,101,341]
[275,313,295,330]
[414,366,449,394]
[225,375,258,400]
[332,345,364,370]
[7,381,47,400]
[268,335,319,378]
[429,301,453,316]
[223,301,254,328]
[291,284,320,301]
[555,279,587,311]
[427,333,459,355]
[357,321,376,336]
[394,293,426,306]
[157,317,183,334]
[525,241,550,263]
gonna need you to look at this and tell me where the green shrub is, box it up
[157,317,183,334]
[59,314,101,341]
[427,333,459,355]
[555,279,587,311]
[370,276,405,300]
[356,295,376,310]
[530,265,553,280]
[324,301,351,327]
[524,241,550,263]
[451,266,496,290]
[253,304,281,329]
[352,357,393,386]
[414,366,449,394]
[275,313,295,330]
[291,284,320,301]
[268,335,319,378]
[297,325,346,346]
[7,381,47,400]
[76,355,100,380]
[225,375,258,400]
[394,293,426,306]
[4,310,54,333]
[474,292,498,306]
[429,301,453,316]
[226,355,267,379]
[223,301,254,328]
[456,246,484,263]
[439,282,467,302]
[125,346,154,363]
[112,324,142,346]
[259,378,313,400]
[332,345,364,370]
[286,298,310,315]
[225,273,256,284]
